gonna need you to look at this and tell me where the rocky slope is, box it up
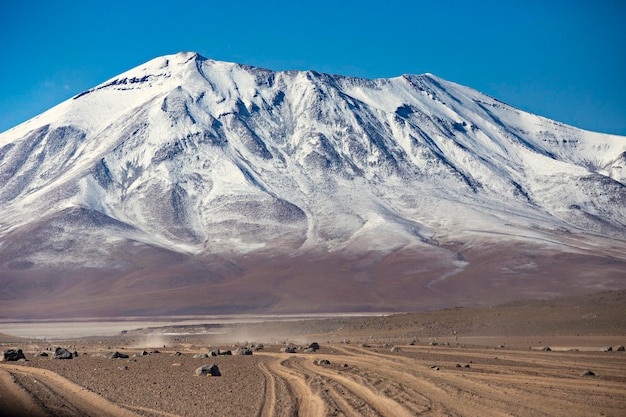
[0,52,625,318]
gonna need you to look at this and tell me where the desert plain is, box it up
[1,289,625,417]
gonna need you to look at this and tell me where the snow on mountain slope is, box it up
[0,52,625,318]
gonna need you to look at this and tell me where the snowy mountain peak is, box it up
[1,53,625,318]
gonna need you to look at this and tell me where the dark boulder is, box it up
[235,347,253,355]
[108,351,130,359]
[307,342,320,351]
[53,347,73,360]
[2,349,26,361]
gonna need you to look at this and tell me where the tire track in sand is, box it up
[0,369,48,417]
[0,363,142,417]
[261,355,325,417]
[285,356,383,417]
[295,356,425,417]
[334,345,626,417]
[256,360,277,417]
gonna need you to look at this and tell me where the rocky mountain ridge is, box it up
[1,52,625,318]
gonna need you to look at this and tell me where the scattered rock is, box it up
[465,364,471,368]
[108,352,130,359]
[235,347,253,356]
[281,347,297,353]
[219,350,232,356]
[307,342,320,351]
[390,346,402,353]
[194,353,210,358]
[53,347,74,360]
[2,349,26,362]
[430,365,440,371]
[602,347,613,352]
[35,352,48,357]
[429,342,438,346]
[209,350,219,356]
[172,351,183,356]
[541,346,552,352]
[195,364,221,377]
[317,359,331,365]
[455,363,462,368]
[615,345,625,352]
[581,370,595,377]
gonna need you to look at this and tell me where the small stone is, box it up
[307,342,320,351]
[580,370,595,377]
[195,364,221,377]
[53,347,73,360]
[108,352,129,359]
[235,347,253,356]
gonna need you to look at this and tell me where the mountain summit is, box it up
[1,52,625,318]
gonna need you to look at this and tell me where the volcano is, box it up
[1,52,625,318]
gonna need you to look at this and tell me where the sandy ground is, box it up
[1,290,625,417]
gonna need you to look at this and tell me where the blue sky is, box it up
[1,0,625,135]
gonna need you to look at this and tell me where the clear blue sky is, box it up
[1,0,625,135]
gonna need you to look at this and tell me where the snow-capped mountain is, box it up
[1,52,625,318]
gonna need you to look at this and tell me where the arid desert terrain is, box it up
[1,290,625,417]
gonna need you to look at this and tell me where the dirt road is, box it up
[1,290,625,416]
